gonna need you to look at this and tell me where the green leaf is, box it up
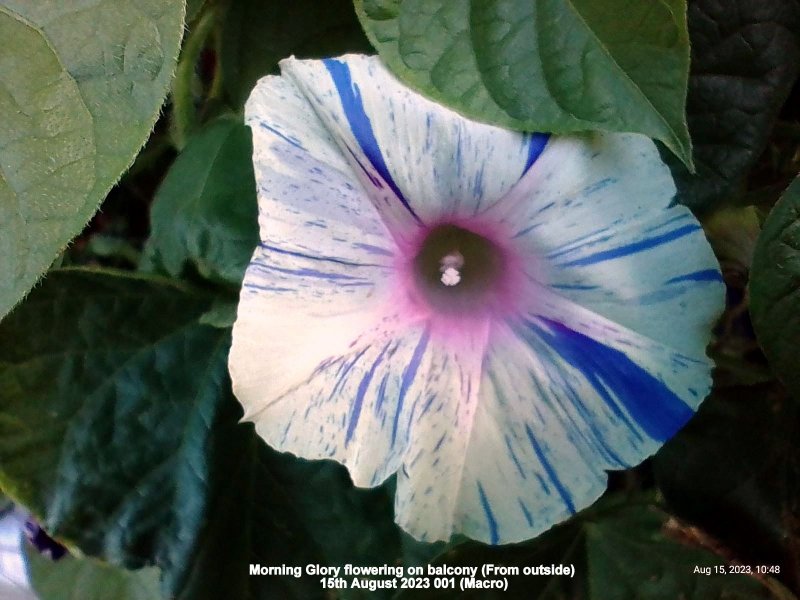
[220,0,372,107]
[663,0,800,212]
[141,117,259,287]
[750,176,800,400]
[400,496,779,599]
[0,269,403,599]
[26,545,161,600]
[655,384,800,582]
[356,0,693,167]
[0,1,185,321]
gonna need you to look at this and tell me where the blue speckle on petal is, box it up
[524,424,576,514]
[346,344,391,446]
[352,242,394,257]
[259,121,305,150]
[518,499,534,527]
[259,242,384,268]
[504,435,527,479]
[581,177,616,195]
[391,328,430,446]
[477,482,500,544]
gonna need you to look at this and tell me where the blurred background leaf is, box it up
[663,0,800,213]
[220,0,372,109]
[749,176,800,402]
[655,383,800,592]
[399,495,784,599]
[0,0,185,321]
[356,0,693,167]
[26,546,161,600]
[0,270,412,599]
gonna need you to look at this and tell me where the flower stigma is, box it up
[439,251,464,286]
[440,266,461,286]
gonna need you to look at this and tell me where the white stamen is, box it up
[439,251,464,287]
[440,267,461,286]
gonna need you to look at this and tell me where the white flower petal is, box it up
[397,290,712,544]
[0,510,35,599]
[495,133,724,354]
[233,310,434,488]
[234,57,726,547]
[281,55,549,224]
[245,72,395,270]
[235,73,405,419]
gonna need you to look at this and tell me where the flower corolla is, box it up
[229,54,724,544]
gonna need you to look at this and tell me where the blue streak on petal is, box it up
[418,393,437,418]
[352,243,394,257]
[346,147,385,190]
[374,373,390,416]
[522,133,550,173]
[477,482,500,544]
[391,328,430,447]
[665,269,723,284]
[581,177,616,195]
[243,283,294,293]
[550,283,600,291]
[535,318,694,442]
[504,435,526,479]
[472,167,485,197]
[513,223,542,238]
[546,234,614,260]
[518,499,534,527]
[524,424,576,514]
[250,263,365,281]
[326,347,372,408]
[518,324,643,444]
[346,344,391,446]
[559,224,701,267]
[644,212,692,232]
[323,59,421,223]
[259,242,386,268]
[258,121,305,150]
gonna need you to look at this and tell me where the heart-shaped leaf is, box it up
[356,0,693,167]
[0,1,184,320]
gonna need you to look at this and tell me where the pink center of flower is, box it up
[393,216,530,339]
[412,224,504,313]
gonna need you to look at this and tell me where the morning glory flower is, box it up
[229,54,724,544]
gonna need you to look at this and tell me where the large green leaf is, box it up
[356,0,693,167]
[221,0,372,107]
[663,0,800,212]
[0,1,184,321]
[655,384,800,584]
[26,546,161,600]
[0,269,404,599]
[140,117,259,287]
[750,176,800,400]
[399,496,780,599]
